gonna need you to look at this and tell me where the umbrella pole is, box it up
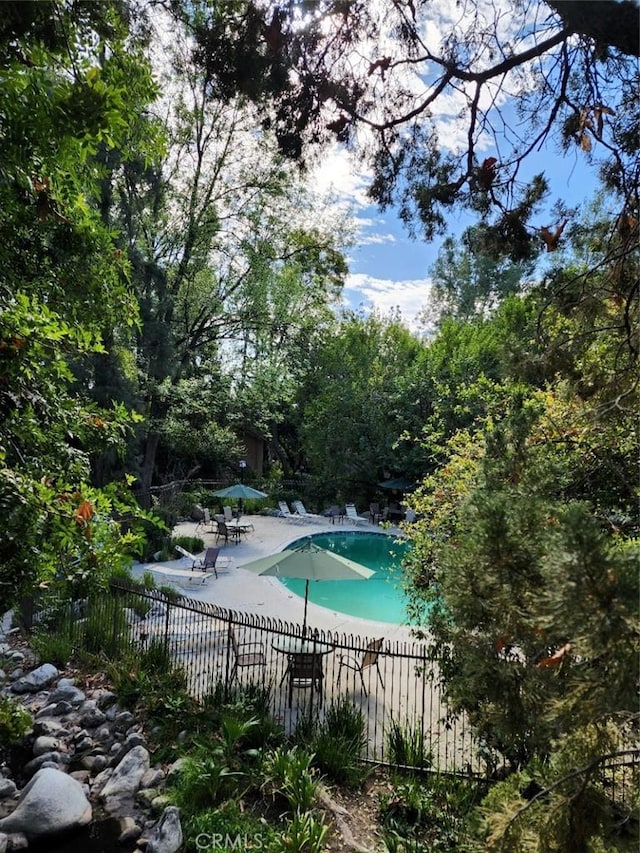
[302,579,309,636]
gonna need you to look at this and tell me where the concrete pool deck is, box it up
[131,513,422,643]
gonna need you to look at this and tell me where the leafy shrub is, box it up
[0,696,31,749]
[386,719,432,771]
[301,697,369,788]
[170,720,262,813]
[182,800,274,853]
[273,810,328,853]
[263,746,319,813]
[379,776,482,852]
[108,639,187,711]
[30,630,73,669]
[171,535,204,555]
[78,597,132,659]
[203,679,284,750]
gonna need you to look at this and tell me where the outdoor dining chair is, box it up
[215,519,243,546]
[229,627,267,683]
[282,652,324,708]
[336,637,385,697]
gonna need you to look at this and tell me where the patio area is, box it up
[125,514,484,775]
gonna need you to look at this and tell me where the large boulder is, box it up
[100,745,150,799]
[0,768,91,840]
[146,806,183,853]
[11,663,58,694]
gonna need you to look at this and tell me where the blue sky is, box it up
[306,0,608,333]
[315,140,599,334]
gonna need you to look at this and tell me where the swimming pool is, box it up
[280,531,411,624]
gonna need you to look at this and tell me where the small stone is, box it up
[69,771,90,784]
[140,769,164,790]
[118,816,142,844]
[146,806,182,853]
[6,832,27,850]
[23,751,69,777]
[0,781,16,800]
[79,701,106,729]
[94,690,117,710]
[48,683,85,706]
[113,711,135,730]
[35,700,72,719]
[32,736,60,757]
[32,720,66,738]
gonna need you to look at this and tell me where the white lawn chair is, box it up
[345,503,369,525]
[278,501,304,523]
[292,500,324,523]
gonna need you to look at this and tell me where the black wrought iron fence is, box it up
[34,580,639,801]
[35,579,487,777]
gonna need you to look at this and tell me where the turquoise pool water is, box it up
[280,531,411,624]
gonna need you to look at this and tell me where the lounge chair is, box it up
[345,503,369,525]
[201,546,232,576]
[278,501,303,523]
[292,500,324,523]
[175,544,207,568]
[151,563,214,587]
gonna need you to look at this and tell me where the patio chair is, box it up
[278,501,303,523]
[201,546,232,577]
[229,627,267,682]
[336,637,385,696]
[282,652,324,708]
[195,507,215,533]
[175,544,206,569]
[292,500,324,523]
[369,502,382,524]
[345,503,368,525]
[215,520,243,546]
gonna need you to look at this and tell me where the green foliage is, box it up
[386,720,433,772]
[0,696,32,749]
[171,536,205,556]
[379,775,481,853]
[107,639,187,712]
[182,800,274,853]
[30,630,74,670]
[170,718,262,813]
[300,311,426,496]
[478,723,640,851]
[263,746,319,813]
[303,697,369,788]
[202,679,283,751]
[273,810,329,853]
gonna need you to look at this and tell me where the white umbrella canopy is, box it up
[240,542,375,633]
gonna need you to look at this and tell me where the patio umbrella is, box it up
[211,484,269,500]
[211,483,269,515]
[378,477,415,492]
[240,541,375,634]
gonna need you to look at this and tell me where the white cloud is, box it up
[345,273,435,334]
[310,145,372,207]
